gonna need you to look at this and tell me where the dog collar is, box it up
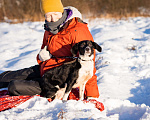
[78,57,93,61]
[52,55,78,59]
[52,56,93,61]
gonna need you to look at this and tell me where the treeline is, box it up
[0,0,150,22]
[0,0,43,22]
[63,0,150,18]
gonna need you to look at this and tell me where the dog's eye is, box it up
[89,43,92,47]
[80,45,84,48]
[80,43,85,48]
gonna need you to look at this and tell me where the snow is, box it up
[0,17,150,119]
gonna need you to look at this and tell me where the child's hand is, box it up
[39,46,52,61]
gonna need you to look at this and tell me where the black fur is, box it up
[71,43,79,57]
[40,59,81,98]
[92,41,102,52]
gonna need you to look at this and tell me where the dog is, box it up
[40,40,102,101]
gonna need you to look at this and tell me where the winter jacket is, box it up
[37,7,99,98]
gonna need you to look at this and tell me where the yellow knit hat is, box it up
[41,0,64,14]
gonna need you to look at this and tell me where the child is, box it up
[0,0,99,100]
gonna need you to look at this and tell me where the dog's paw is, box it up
[79,97,84,100]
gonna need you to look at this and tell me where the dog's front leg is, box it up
[62,90,71,102]
[55,84,67,100]
[79,82,86,100]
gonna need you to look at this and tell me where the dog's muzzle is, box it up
[85,46,91,53]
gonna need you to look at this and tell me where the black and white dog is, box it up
[40,40,102,101]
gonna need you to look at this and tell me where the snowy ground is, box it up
[0,17,150,120]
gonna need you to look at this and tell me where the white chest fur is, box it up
[72,60,94,88]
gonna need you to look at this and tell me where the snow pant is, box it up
[0,65,42,96]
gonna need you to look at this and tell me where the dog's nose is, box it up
[85,47,90,51]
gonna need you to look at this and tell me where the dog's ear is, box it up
[71,43,79,56]
[92,42,102,52]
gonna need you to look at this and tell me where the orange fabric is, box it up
[37,18,99,98]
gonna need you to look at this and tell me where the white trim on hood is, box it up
[64,6,82,21]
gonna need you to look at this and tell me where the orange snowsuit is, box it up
[37,18,99,98]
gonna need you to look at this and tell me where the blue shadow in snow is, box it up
[133,37,148,41]
[3,31,9,34]
[133,28,150,41]
[144,28,150,34]
[5,50,36,68]
[106,78,150,120]
[91,28,101,38]
[107,105,146,120]
[128,78,150,106]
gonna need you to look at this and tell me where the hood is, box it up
[44,6,82,31]
[64,6,82,22]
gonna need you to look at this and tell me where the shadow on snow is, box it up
[144,28,150,34]
[128,78,150,106]
[107,105,146,120]
[5,50,37,68]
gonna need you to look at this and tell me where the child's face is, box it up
[45,12,62,22]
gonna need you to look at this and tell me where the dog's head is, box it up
[71,40,102,60]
